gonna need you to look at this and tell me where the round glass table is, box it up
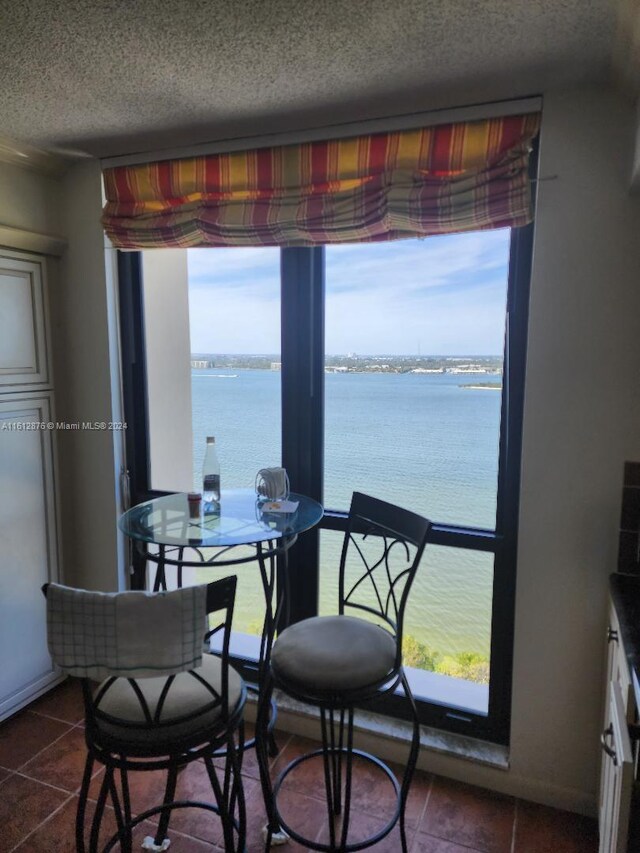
[119,488,323,556]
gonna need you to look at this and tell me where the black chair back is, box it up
[43,576,238,751]
[338,492,431,671]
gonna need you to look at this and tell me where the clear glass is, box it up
[319,530,492,709]
[119,489,323,548]
[324,230,510,530]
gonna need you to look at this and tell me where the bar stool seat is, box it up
[271,615,396,695]
[94,653,245,749]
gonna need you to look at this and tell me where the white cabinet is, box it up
[0,253,50,391]
[599,602,637,853]
[0,248,62,721]
[600,681,634,853]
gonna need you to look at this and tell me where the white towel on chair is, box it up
[46,583,208,681]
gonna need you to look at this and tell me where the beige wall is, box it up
[0,161,62,236]
[52,160,125,590]
[512,86,640,807]
[632,101,640,190]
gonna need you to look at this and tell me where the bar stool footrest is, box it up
[273,747,402,852]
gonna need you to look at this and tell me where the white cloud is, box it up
[187,230,511,355]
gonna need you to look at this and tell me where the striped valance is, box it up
[102,113,540,249]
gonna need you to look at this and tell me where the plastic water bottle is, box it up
[202,436,221,504]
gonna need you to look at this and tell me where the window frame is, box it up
[118,179,535,748]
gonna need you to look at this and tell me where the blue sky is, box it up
[187,228,511,355]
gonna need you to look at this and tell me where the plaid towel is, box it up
[46,583,208,681]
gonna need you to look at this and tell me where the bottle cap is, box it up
[206,436,215,443]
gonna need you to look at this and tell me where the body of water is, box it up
[190,368,500,659]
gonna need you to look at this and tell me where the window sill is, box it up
[245,689,510,771]
[220,632,504,768]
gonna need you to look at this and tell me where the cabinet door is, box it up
[599,681,634,853]
[0,252,50,390]
[0,393,61,720]
[607,605,634,721]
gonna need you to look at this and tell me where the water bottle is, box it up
[202,436,221,504]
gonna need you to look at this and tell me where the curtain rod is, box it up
[101,95,543,169]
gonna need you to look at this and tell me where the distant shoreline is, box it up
[460,383,502,391]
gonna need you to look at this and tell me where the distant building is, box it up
[191,359,211,369]
[270,362,282,370]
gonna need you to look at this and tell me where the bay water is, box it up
[191,367,500,659]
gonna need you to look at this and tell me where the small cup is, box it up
[187,492,202,519]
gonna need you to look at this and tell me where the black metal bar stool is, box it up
[258,492,431,852]
[43,576,247,853]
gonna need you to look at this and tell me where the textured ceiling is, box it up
[0,0,615,159]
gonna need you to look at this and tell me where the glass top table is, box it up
[119,489,324,551]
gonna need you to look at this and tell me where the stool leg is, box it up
[399,670,420,853]
[107,765,129,852]
[319,709,337,849]
[338,708,355,853]
[153,763,178,848]
[256,673,282,843]
[76,751,94,853]
[328,708,339,816]
[331,708,346,817]
[90,765,112,853]
[226,728,247,853]
[120,762,133,853]
[205,754,235,853]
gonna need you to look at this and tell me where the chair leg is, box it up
[107,766,129,852]
[226,729,247,853]
[319,708,337,849]
[399,670,421,853]
[256,672,282,845]
[120,762,133,853]
[153,763,178,848]
[338,708,355,853]
[76,751,94,853]
[228,722,244,827]
[328,708,338,816]
[90,765,112,853]
[335,709,345,816]
[205,754,235,853]
[328,708,346,817]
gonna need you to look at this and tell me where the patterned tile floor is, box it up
[0,680,598,852]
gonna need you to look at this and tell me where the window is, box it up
[119,218,533,745]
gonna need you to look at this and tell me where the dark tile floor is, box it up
[0,680,598,852]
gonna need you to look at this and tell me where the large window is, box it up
[320,233,510,717]
[119,219,533,745]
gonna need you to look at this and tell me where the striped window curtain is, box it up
[102,113,540,249]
